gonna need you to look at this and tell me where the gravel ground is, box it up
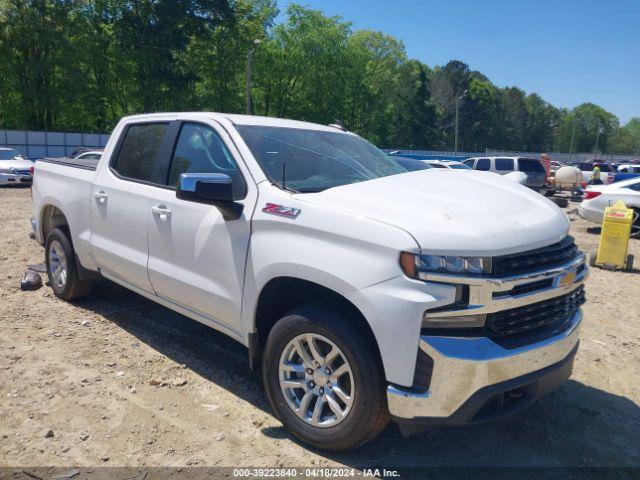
[1,186,639,471]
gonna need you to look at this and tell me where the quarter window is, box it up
[168,123,247,198]
[112,123,168,182]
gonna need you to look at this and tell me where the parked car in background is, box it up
[389,156,433,172]
[0,147,33,186]
[579,177,640,237]
[570,162,616,185]
[463,156,547,192]
[422,159,471,170]
[612,164,640,183]
[74,150,103,161]
[387,152,470,170]
[617,164,640,174]
[32,112,587,450]
[68,147,96,158]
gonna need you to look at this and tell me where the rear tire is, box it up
[45,227,94,300]
[262,303,389,451]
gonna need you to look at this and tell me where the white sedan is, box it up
[0,148,33,186]
[579,177,640,237]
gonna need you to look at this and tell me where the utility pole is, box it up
[568,121,576,161]
[454,90,467,153]
[594,126,604,154]
[245,38,261,115]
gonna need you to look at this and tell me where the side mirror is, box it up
[176,173,243,220]
[177,173,234,203]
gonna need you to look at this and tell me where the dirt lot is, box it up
[1,186,639,470]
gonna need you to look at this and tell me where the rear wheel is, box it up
[45,227,94,300]
[262,304,389,451]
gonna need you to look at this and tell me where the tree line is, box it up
[1,0,638,155]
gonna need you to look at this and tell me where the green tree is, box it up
[557,103,620,154]
[610,118,640,154]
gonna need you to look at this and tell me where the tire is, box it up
[45,227,94,300]
[262,303,389,451]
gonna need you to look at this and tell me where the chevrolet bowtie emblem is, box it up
[559,271,577,287]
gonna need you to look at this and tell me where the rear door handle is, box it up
[94,191,108,203]
[151,205,172,222]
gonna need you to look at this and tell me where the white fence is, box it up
[0,129,110,159]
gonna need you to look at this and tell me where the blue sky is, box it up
[276,0,639,124]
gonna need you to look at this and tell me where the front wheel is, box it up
[262,304,389,451]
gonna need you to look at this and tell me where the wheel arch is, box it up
[40,204,70,241]
[251,276,383,372]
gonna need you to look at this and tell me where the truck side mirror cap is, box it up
[177,173,234,204]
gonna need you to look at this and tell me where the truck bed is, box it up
[39,156,100,171]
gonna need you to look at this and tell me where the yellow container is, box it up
[596,200,633,268]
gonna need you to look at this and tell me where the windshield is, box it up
[236,125,406,192]
[0,149,23,160]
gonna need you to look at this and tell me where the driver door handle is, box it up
[151,205,172,222]
[94,191,108,203]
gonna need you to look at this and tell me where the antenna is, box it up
[282,161,286,190]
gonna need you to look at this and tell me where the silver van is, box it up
[463,156,547,192]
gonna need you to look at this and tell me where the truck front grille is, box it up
[491,236,578,277]
[486,285,585,348]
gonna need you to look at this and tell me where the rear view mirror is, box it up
[177,173,234,203]
[176,173,242,220]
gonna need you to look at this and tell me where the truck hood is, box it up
[297,170,569,255]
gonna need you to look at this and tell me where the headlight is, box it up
[400,252,490,278]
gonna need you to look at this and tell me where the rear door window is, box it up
[112,123,168,182]
[518,158,545,173]
[476,158,491,171]
[495,158,514,171]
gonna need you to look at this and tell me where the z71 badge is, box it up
[262,203,301,219]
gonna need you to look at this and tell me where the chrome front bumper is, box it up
[388,253,587,423]
[388,309,581,421]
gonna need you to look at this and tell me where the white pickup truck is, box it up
[31,113,587,451]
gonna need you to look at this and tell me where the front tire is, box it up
[262,304,389,451]
[45,227,94,300]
